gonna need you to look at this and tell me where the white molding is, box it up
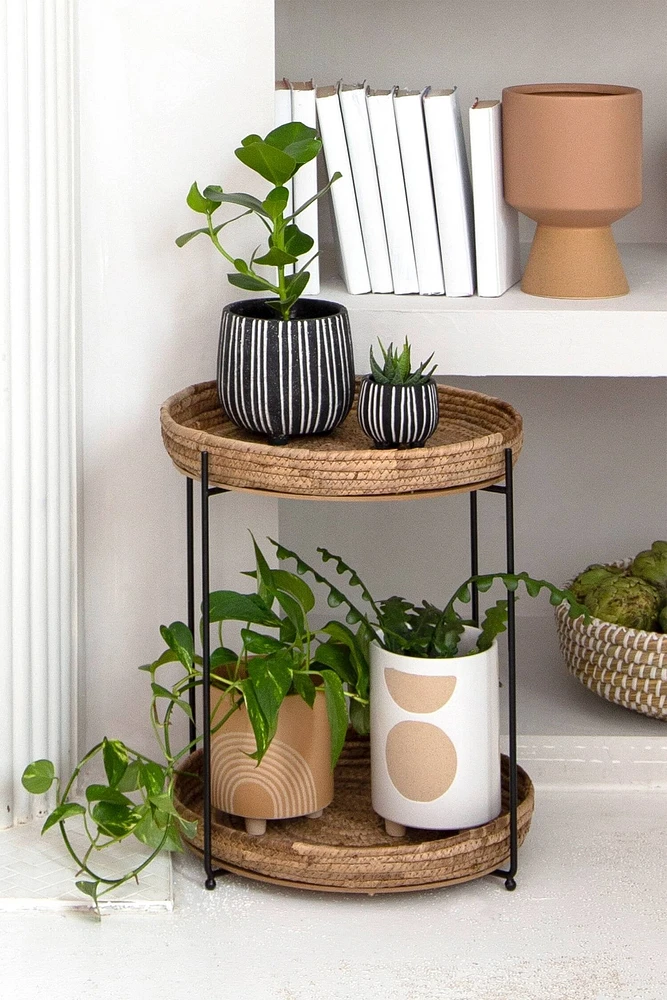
[503,735,667,789]
[0,0,78,827]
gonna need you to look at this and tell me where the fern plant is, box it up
[369,338,437,387]
[271,541,588,660]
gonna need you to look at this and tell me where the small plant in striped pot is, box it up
[358,338,439,449]
[177,122,354,446]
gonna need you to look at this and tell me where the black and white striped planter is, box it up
[357,377,439,449]
[217,299,355,446]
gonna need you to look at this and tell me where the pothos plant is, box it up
[21,538,368,914]
[176,121,340,321]
[271,541,589,659]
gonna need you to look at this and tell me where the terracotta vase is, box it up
[210,689,333,835]
[370,630,502,837]
[502,84,642,298]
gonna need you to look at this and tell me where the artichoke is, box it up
[631,541,667,593]
[569,563,626,604]
[585,575,662,631]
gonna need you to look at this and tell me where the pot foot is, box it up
[268,434,290,446]
[373,442,395,450]
[384,819,406,838]
[307,809,324,819]
[244,818,267,836]
[522,224,629,298]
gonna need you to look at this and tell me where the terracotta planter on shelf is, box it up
[217,298,355,446]
[502,83,642,299]
[370,629,502,837]
[210,689,333,836]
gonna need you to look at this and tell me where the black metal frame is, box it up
[185,446,518,893]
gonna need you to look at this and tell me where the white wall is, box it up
[78,0,276,756]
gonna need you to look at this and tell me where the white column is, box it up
[0,0,78,828]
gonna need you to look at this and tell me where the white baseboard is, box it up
[503,735,667,789]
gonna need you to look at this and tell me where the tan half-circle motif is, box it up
[384,669,456,714]
[210,733,318,819]
[386,721,457,801]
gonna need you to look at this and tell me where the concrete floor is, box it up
[1,788,665,1000]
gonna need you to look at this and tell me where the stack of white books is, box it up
[276,80,521,298]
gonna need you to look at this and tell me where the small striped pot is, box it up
[217,298,355,445]
[357,377,439,449]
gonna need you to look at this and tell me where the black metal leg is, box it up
[186,477,196,744]
[469,491,479,626]
[200,453,217,890]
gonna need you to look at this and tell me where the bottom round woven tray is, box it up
[174,737,534,893]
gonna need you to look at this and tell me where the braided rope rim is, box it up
[160,380,523,497]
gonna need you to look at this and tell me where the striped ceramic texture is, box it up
[357,377,439,447]
[556,560,667,720]
[217,298,354,444]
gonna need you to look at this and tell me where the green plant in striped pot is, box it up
[357,338,439,449]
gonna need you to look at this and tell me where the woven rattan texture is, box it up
[174,737,534,892]
[160,380,523,497]
[556,560,667,720]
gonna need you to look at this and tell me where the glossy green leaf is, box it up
[133,810,177,851]
[140,761,166,797]
[275,590,307,637]
[247,652,292,738]
[292,672,316,708]
[227,273,276,292]
[313,640,356,686]
[22,759,55,795]
[177,815,198,839]
[240,134,262,147]
[282,138,321,164]
[237,678,270,762]
[320,670,348,770]
[102,739,128,788]
[91,801,142,839]
[320,621,368,689]
[241,629,284,655]
[75,880,100,902]
[250,533,276,607]
[202,186,269,218]
[186,181,219,215]
[349,699,370,736]
[283,270,309,304]
[262,185,290,219]
[254,247,298,267]
[271,568,315,613]
[85,785,134,806]
[208,590,281,627]
[283,224,314,258]
[264,121,318,151]
[151,682,175,700]
[42,802,86,834]
[117,760,141,793]
[148,793,179,818]
[235,140,296,186]
[159,621,194,670]
[175,226,210,247]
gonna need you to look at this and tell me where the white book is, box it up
[339,83,393,293]
[366,88,419,294]
[469,99,521,297]
[315,85,371,295]
[274,80,294,275]
[393,89,444,295]
[424,87,476,297]
[290,81,319,294]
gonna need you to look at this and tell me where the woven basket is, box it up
[160,380,523,498]
[555,560,667,720]
[173,737,534,893]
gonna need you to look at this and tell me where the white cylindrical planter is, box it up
[370,628,502,833]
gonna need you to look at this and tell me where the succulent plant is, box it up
[369,338,437,387]
[584,575,662,631]
[569,563,627,604]
[631,541,667,594]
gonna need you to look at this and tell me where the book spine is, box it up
[291,82,320,294]
[393,91,445,295]
[469,101,521,297]
[366,89,419,294]
[339,85,393,293]
[424,88,476,296]
[316,89,371,295]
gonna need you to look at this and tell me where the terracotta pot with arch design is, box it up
[210,690,333,836]
[370,628,502,837]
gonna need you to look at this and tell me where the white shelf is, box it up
[319,243,667,377]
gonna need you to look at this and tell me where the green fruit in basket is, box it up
[569,563,627,603]
[659,605,667,634]
[584,575,662,631]
[631,541,667,593]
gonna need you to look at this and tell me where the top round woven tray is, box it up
[174,737,534,893]
[160,380,523,498]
